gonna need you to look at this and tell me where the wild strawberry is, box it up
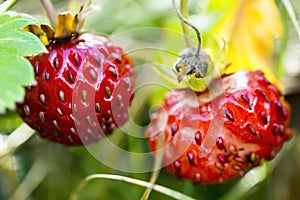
[16,11,135,145]
[146,70,292,184]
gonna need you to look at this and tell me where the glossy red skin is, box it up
[17,33,135,145]
[146,70,292,184]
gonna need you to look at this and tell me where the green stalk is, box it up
[180,0,193,47]
[172,0,202,56]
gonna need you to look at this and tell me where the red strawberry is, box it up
[17,12,135,146]
[146,70,292,184]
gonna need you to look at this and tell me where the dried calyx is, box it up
[175,47,212,82]
[25,2,98,45]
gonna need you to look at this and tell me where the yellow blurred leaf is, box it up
[212,0,283,87]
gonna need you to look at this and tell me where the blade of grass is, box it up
[182,181,195,197]
[218,162,268,200]
[0,123,35,158]
[10,158,52,200]
[282,0,300,40]
[69,174,196,200]
[0,0,18,15]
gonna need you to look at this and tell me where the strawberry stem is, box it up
[40,0,56,28]
[172,0,202,57]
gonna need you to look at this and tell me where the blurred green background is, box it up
[1,0,300,199]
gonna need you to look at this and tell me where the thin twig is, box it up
[172,0,202,57]
[39,0,56,28]
[69,174,196,200]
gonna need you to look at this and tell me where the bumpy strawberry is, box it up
[146,70,292,184]
[17,11,135,145]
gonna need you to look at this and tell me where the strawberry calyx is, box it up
[54,12,78,40]
[173,46,218,92]
[25,12,78,46]
[25,3,96,45]
[175,47,213,82]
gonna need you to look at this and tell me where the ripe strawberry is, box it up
[17,11,135,145]
[146,70,292,184]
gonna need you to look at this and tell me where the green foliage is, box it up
[0,110,22,133]
[0,12,45,113]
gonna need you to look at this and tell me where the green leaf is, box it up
[219,163,268,200]
[0,29,45,55]
[0,110,22,133]
[0,12,46,55]
[0,12,45,113]
[0,54,34,111]
[0,12,37,29]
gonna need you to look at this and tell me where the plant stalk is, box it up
[69,174,196,200]
[39,0,56,28]
[172,0,202,57]
[180,0,193,47]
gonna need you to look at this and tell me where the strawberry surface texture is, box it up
[17,33,135,145]
[146,70,292,184]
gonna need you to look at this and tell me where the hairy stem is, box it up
[39,0,56,28]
